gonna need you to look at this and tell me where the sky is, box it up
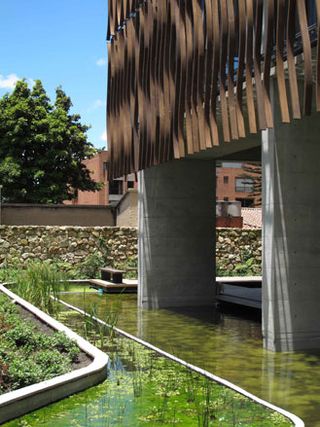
[0,0,108,149]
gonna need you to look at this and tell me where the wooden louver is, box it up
[107,0,320,179]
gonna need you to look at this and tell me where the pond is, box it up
[57,288,320,426]
[2,286,297,426]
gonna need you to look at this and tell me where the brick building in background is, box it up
[67,154,259,210]
[65,150,137,206]
[216,161,260,207]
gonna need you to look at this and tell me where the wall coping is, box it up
[3,203,113,210]
[0,225,137,230]
[0,284,109,425]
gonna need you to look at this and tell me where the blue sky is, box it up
[0,0,108,149]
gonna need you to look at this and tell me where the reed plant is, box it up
[15,262,66,316]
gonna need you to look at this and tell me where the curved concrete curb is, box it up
[0,284,109,425]
[57,297,305,427]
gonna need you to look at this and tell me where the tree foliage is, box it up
[0,80,101,203]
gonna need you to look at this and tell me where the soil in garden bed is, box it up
[14,303,92,370]
[0,292,94,395]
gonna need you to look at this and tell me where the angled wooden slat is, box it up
[219,0,231,142]
[235,0,246,138]
[245,0,257,134]
[296,0,313,115]
[185,1,195,154]
[262,0,274,128]
[189,1,201,153]
[276,0,290,123]
[227,0,239,140]
[287,0,302,119]
[210,0,220,146]
[203,0,215,148]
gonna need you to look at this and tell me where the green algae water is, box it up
[2,298,293,427]
[55,289,320,425]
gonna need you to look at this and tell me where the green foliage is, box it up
[78,238,111,279]
[79,252,106,279]
[15,262,65,315]
[0,293,79,393]
[115,255,138,279]
[0,79,102,203]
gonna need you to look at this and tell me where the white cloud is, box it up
[93,99,105,109]
[0,73,20,89]
[88,99,106,112]
[27,78,36,88]
[96,58,107,66]
[0,74,35,91]
[100,130,107,142]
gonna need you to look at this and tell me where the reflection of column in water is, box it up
[137,304,144,339]
[261,347,293,406]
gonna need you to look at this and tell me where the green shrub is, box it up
[78,252,106,279]
[0,293,81,394]
[8,356,43,389]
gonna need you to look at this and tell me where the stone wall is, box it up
[216,228,262,276]
[0,226,137,267]
[0,226,261,275]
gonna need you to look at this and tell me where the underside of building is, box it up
[107,0,320,352]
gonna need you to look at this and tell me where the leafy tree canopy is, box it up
[0,79,102,203]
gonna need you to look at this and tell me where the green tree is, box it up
[0,80,101,203]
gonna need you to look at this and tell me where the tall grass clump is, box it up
[15,262,66,316]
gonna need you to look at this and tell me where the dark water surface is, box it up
[58,290,320,426]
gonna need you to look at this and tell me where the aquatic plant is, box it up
[14,262,65,316]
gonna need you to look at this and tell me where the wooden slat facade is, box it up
[107,0,319,179]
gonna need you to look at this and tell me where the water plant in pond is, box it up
[3,282,295,426]
[14,262,65,316]
[6,303,291,427]
[3,318,293,426]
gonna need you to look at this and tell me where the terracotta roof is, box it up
[241,208,262,229]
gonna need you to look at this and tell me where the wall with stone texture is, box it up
[0,226,137,267]
[0,226,261,275]
[216,228,262,275]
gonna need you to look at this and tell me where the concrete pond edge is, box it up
[0,284,109,425]
[55,296,305,427]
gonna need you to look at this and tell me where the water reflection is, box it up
[61,291,320,425]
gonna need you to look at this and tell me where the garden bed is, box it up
[0,284,109,424]
[0,293,91,395]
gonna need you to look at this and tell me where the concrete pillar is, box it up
[262,114,320,351]
[138,159,216,309]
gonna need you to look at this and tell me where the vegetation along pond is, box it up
[56,287,320,426]
[2,285,297,426]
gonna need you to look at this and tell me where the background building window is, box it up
[224,197,229,201]
[236,198,254,207]
[109,179,123,195]
[223,176,229,184]
[235,177,254,192]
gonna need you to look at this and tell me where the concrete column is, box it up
[138,159,216,309]
[262,114,320,351]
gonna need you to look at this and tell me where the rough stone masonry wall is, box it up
[0,226,262,275]
[216,228,262,276]
[0,226,137,267]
